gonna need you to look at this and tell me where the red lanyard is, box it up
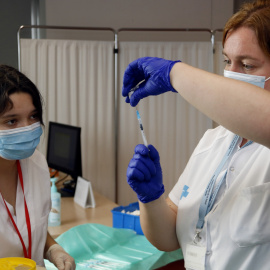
[0,160,32,259]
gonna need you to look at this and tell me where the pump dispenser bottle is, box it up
[48,177,61,226]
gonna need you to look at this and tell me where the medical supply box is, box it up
[111,202,143,235]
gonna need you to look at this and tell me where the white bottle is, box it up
[48,177,61,226]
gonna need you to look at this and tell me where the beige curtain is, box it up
[20,38,224,205]
[20,38,116,201]
[117,41,214,204]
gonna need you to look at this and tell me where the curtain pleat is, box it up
[20,39,116,201]
[20,38,223,205]
[118,41,214,204]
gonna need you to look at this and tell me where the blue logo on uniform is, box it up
[180,185,189,200]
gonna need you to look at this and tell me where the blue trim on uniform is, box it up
[180,185,190,200]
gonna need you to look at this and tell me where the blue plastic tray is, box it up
[111,202,143,235]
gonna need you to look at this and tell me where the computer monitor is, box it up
[46,121,82,197]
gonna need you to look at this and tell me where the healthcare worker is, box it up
[122,0,270,269]
[0,65,75,269]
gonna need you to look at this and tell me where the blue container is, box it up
[111,202,143,235]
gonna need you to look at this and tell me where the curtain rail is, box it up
[18,25,223,68]
[17,25,116,70]
[117,28,213,33]
[117,27,217,53]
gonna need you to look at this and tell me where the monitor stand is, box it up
[58,179,76,197]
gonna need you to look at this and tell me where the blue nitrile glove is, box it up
[127,144,165,203]
[122,57,181,107]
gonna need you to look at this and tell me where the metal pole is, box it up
[31,0,40,39]
[114,32,119,203]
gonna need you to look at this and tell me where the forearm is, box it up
[171,62,270,148]
[139,195,180,251]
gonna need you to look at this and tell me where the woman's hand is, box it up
[127,144,164,203]
[45,244,75,270]
[122,57,180,106]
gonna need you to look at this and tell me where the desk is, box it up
[48,191,118,238]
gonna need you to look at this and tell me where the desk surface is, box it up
[48,191,118,238]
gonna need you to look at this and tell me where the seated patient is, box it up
[0,65,75,269]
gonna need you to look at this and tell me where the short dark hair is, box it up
[0,64,44,125]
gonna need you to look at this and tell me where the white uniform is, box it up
[169,126,270,270]
[0,150,51,266]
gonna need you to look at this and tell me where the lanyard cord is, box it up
[196,135,253,231]
[0,160,32,259]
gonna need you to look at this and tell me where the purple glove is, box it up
[127,144,164,203]
[122,57,181,107]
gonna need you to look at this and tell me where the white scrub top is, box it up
[0,150,51,266]
[169,126,270,270]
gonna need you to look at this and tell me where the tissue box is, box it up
[111,202,143,235]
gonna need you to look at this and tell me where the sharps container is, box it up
[0,257,36,270]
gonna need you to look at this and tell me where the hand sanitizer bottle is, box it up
[48,177,61,226]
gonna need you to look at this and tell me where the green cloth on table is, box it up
[45,223,183,270]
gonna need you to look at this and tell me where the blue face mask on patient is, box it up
[224,70,270,88]
[0,122,43,160]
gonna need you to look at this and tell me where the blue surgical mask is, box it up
[0,122,43,160]
[224,70,270,88]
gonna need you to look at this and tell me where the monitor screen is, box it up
[47,122,82,195]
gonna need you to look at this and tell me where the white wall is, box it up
[44,0,233,29]
[44,0,233,41]
[0,0,235,68]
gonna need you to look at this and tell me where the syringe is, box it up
[136,109,149,147]
[128,80,149,148]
